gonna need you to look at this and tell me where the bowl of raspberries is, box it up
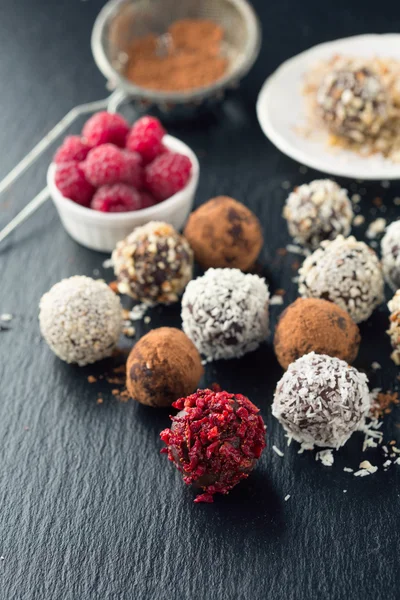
[48,112,199,252]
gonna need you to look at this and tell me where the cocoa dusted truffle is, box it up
[298,235,384,324]
[381,221,400,291]
[184,196,263,271]
[181,268,269,361]
[272,352,370,448]
[283,179,353,249]
[274,298,361,370]
[160,388,266,503]
[39,276,122,366]
[126,327,203,407]
[112,221,193,304]
[317,64,389,142]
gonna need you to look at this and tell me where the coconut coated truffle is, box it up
[272,352,370,448]
[39,276,122,366]
[181,268,269,361]
[126,328,204,407]
[184,196,263,271]
[387,291,400,365]
[283,179,353,249]
[381,221,400,291]
[298,235,384,324]
[160,388,266,503]
[112,221,193,304]
[317,64,389,142]
[274,298,360,370]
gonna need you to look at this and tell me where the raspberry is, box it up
[91,184,142,213]
[126,116,166,164]
[82,111,130,148]
[83,144,143,187]
[144,152,192,201]
[55,162,95,207]
[54,136,91,164]
[139,191,157,209]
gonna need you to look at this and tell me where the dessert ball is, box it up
[387,291,400,365]
[126,328,203,407]
[274,298,361,370]
[184,196,263,271]
[160,388,266,503]
[381,221,400,291]
[39,276,122,366]
[298,235,384,323]
[317,65,389,142]
[181,268,269,361]
[272,352,370,448]
[283,179,353,249]
[112,221,193,304]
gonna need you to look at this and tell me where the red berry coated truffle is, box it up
[145,152,192,201]
[54,136,91,164]
[126,116,165,164]
[83,144,142,188]
[91,184,142,213]
[160,389,266,503]
[55,162,95,207]
[82,111,129,148]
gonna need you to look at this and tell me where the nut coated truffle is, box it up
[39,276,123,366]
[272,352,370,448]
[298,235,384,324]
[112,221,193,304]
[283,179,353,249]
[184,196,263,271]
[381,221,400,291]
[274,298,361,370]
[160,388,266,503]
[387,291,400,365]
[317,64,389,142]
[181,268,270,361]
[126,328,203,407]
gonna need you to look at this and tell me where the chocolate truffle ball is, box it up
[160,388,266,503]
[298,235,384,324]
[274,298,361,370]
[272,352,370,448]
[381,221,400,291]
[283,179,353,249]
[387,291,400,365]
[184,196,263,271]
[112,221,193,304]
[39,276,122,366]
[181,268,269,361]
[317,65,389,142]
[126,328,203,407]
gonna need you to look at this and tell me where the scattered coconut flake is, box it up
[270,295,284,306]
[392,447,400,454]
[123,326,136,338]
[383,460,392,468]
[281,180,291,190]
[383,445,389,455]
[0,314,12,322]
[353,215,365,226]
[144,316,151,324]
[395,457,400,465]
[298,442,314,454]
[292,276,300,283]
[371,361,382,370]
[381,180,390,189]
[394,197,400,206]
[366,218,386,239]
[102,258,114,269]
[286,244,310,256]
[316,449,334,467]
[284,494,291,501]
[272,445,284,457]
[343,490,347,493]
[344,467,354,473]
[351,193,361,204]
[129,304,148,321]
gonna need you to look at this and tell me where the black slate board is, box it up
[1,1,400,598]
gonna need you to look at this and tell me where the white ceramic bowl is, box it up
[257,33,400,180]
[47,135,200,252]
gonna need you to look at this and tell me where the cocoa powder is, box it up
[125,19,228,92]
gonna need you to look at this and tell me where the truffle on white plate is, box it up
[272,352,370,448]
[283,179,353,249]
[181,268,269,361]
[298,235,384,324]
[381,220,400,291]
[39,276,122,366]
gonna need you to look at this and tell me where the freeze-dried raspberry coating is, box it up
[126,116,165,164]
[160,389,266,503]
[83,144,142,187]
[55,161,95,206]
[82,111,130,148]
[54,136,91,164]
[91,184,142,213]
[145,152,192,201]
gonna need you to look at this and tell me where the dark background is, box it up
[1,1,400,598]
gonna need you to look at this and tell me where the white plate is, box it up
[256,34,400,180]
